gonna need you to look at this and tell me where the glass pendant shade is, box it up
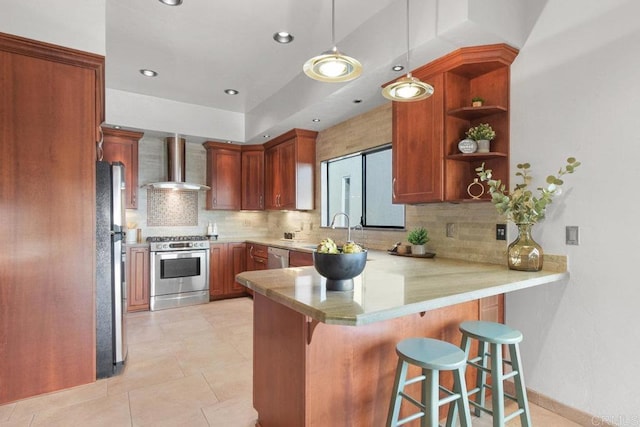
[304,0,362,83]
[382,73,434,102]
[381,0,435,102]
[303,47,362,82]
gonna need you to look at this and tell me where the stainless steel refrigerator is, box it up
[96,161,128,378]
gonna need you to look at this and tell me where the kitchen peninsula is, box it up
[236,251,568,426]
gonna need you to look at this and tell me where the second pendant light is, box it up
[382,0,434,102]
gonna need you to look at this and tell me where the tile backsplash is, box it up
[146,188,198,227]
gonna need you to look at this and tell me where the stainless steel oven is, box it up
[148,236,210,311]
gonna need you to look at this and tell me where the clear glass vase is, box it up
[508,223,543,271]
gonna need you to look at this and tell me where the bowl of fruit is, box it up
[313,238,367,291]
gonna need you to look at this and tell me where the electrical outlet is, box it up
[566,226,579,245]
[446,223,456,238]
[496,224,507,241]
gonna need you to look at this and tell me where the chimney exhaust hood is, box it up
[143,135,210,191]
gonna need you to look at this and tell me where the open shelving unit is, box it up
[442,45,518,202]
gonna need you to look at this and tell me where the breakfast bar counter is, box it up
[235,251,568,427]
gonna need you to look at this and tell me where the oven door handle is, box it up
[154,250,207,259]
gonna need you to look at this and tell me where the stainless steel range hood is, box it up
[143,135,210,191]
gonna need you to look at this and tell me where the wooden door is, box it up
[204,143,241,210]
[392,73,444,204]
[241,147,264,210]
[0,33,104,404]
[277,139,297,209]
[102,128,143,209]
[127,246,150,311]
[228,243,247,294]
[264,146,280,209]
[209,243,227,298]
[289,250,313,267]
[247,244,268,271]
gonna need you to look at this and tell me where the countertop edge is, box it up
[236,260,570,326]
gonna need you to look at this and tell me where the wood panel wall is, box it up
[0,32,104,404]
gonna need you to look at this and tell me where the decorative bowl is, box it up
[313,250,367,291]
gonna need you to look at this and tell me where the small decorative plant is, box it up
[407,227,429,245]
[476,157,581,224]
[471,96,484,107]
[466,123,495,141]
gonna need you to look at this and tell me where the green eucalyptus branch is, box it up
[476,157,581,224]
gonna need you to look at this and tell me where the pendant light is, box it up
[303,0,362,83]
[382,0,434,102]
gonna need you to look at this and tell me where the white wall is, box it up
[509,0,640,421]
[1,0,105,55]
[105,89,245,143]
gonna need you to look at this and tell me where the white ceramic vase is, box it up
[411,244,426,255]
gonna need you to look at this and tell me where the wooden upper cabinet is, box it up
[101,128,143,209]
[392,73,444,204]
[241,145,265,210]
[264,129,317,210]
[203,141,242,210]
[387,43,518,204]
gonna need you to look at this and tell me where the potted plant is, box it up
[471,96,484,107]
[407,227,429,255]
[466,123,495,153]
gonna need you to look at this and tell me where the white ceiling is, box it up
[105,0,536,144]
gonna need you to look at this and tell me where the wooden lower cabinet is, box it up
[126,246,149,312]
[246,243,268,271]
[210,242,247,300]
[289,250,313,267]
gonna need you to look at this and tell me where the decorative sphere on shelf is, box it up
[313,250,367,291]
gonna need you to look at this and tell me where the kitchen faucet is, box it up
[330,212,351,242]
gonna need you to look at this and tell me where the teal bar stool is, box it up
[387,337,472,427]
[448,321,532,427]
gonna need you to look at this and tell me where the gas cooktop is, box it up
[146,235,210,251]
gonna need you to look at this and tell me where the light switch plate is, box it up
[566,226,580,245]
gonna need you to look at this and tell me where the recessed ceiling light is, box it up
[158,0,183,5]
[392,65,404,72]
[353,99,363,104]
[114,125,121,129]
[273,32,294,44]
[139,69,158,77]
[312,118,320,122]
[224,89,239,95]
[263,134,270,138]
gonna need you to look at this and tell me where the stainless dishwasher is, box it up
[267,247,289,269]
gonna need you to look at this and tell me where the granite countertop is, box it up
[235,250,569,326]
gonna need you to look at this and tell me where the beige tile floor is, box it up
[0,297,581,426]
